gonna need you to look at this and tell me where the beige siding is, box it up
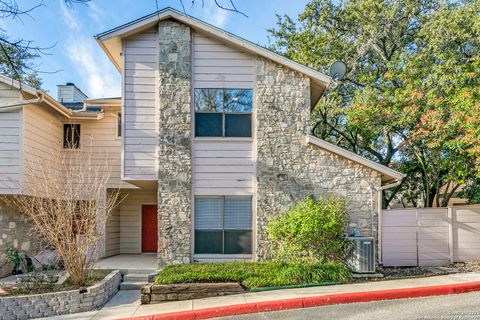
[192,32,256,197]
[193,32,255,89]
[0,110,21,194]
[105,204,120,257]
[22,104,63,194]
[193,140,254,195]
[0,83,23,193]
[74,111,131,189]
[123,28,158,181]
[0,82,21,102]
[119,189,157,254]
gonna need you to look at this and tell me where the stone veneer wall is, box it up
[255,57,382,259]
[0,201,39,278]
[157,20,192,267]
[0,270,121,320]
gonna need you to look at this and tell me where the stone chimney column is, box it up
[157,20,192,268]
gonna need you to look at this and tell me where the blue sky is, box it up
[3,0,309,99]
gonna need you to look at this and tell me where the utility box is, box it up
[347,237,376,273]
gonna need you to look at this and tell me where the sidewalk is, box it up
[44,272,480,320]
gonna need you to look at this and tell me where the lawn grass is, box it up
[155,261,351,289]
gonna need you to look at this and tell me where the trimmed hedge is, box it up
[155,261,351,289]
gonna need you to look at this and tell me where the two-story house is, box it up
[0,8,404,273]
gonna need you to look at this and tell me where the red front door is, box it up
[142,205,158,253]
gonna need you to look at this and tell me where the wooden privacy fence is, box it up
[382,206,480,267]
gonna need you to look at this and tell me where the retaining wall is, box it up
[0,270,121,319]
[141,282,245,304]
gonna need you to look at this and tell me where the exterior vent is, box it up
[347,237,375,273]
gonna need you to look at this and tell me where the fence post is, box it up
[447,207,454,264]
[415,208,419,266]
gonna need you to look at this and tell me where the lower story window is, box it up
[194,196,252,255]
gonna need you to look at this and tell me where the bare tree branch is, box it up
[178,0,247,17]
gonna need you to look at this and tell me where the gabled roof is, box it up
[0,74,72,117]
[306,135,405,183]
[95,7,331,91]
[0,74,104,120]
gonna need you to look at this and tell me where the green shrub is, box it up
[155,261,351,289]
[266,196,350,263]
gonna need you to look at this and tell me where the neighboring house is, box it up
[0,8,404,270]
[0,76,129,276]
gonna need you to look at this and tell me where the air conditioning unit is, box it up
[347,237,376,273]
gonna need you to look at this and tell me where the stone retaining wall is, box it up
[0,270,121,319]
[141,283,245,304]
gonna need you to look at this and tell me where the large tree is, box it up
[268,0,480,207]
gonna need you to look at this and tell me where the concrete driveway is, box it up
[218,291,480,320]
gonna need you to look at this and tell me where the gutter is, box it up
[0,97,43,112]
[376,179,403,265]
[39,92,73,118]
[0,90,103,120]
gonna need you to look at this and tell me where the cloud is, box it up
[87,3,102,26]
[66,36,120,98]
[192,2,229,28]
[59,2,80,30]
[59,1,120,98]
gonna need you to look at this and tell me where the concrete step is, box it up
[123,273,149,282]
[120,281,147,290]
[120,269,157,275]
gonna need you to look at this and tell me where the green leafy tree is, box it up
[0,38,42,88]
[459,180,480,204]
[268,0,480,207]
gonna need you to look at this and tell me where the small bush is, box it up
[155,261,351,289]
[266,196,350,263]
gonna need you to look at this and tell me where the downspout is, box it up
[376,179,402,264]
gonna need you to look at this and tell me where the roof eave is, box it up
[95,37,121,72]
[306,135,406,182]
[95,8,331,87]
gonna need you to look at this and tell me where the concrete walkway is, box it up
[43,272,480,320]
[94,255,157,273]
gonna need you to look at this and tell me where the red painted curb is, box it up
[118,281,480,320]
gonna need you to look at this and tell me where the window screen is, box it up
[117,113,122,137]
[63,124,81,149]
[194,89,253,137]
[194,198,223,230]
[194,196,252,255]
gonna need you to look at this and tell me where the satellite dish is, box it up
[329,61,347,81]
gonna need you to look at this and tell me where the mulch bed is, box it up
[0,269,111,296]
[354,262,480,283]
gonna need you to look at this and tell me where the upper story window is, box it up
[63,124,81,149]
[195,89,253,138]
